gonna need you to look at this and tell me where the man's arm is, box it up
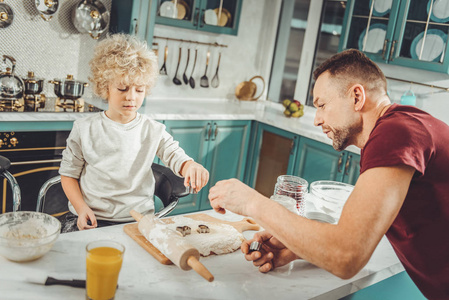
[210,165,414,278]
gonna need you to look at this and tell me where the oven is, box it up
[0,130,71,214]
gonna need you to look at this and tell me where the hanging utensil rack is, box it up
[154,36,228,48]
[386,76,449,92]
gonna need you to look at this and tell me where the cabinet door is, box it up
[164,120,210,214]
[197,0,243,35]
[110,0,157,44]
[294,137,345,185]
[248,123,299,198]
[339,0,401,63]
[155,0,242,35]
[155,0,201,30]
[199,120,251,210]
[341,152,361,185]
[388,0,449,73]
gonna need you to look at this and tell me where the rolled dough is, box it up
[147,216,245,256]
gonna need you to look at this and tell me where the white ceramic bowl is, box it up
[0,211,61,262]
[309,181,354,221]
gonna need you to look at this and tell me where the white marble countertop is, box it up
[0,210,402,300]
[0,99,360,154]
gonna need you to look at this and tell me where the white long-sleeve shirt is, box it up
[59,112,192,221]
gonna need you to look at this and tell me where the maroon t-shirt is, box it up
[360,104,449,299]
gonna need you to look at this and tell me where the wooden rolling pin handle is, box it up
[130,209,143,222]
[187,256,214,282]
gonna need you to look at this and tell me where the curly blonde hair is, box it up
[89,33,158,100]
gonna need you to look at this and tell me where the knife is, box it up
[25,275,85,288]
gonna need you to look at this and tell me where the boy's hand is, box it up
[182,161,209,192]
[77,206,97,230]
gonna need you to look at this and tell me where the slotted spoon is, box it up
[200,50,210,88]
[211,52,221,88]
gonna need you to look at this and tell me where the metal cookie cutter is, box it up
[197,224,210,233]
[176,226,191,237]
[249,241,262,252]
[186,185,198,194]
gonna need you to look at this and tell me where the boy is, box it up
[59,34,209,232]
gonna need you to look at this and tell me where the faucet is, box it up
[0,155,21,212]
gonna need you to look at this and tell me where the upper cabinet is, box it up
[109,0,158,45]
[155,0,243,35]
[340,0,449,73]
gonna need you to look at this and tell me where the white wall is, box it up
[149,0,281,102]
[381,63,449,125]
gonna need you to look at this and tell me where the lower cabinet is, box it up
[246,123,299,197]
[164,120,251,215]
[294,137,360,186]
[247,124,361,198]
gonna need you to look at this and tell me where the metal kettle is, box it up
[0,55,24,100]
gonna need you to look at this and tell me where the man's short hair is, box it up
[313,49,387,94]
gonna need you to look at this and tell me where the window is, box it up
[269,0,347,106]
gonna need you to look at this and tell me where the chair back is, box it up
[36,163,189,217]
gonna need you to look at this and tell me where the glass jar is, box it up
[273,175,308,216]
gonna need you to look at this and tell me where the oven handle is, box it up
[10,159,62,166]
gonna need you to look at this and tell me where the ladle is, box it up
[182,48,190,85]
[189,49,198,89]
[211,52,221,88]
[172,47,182,85]
[159,45,168,75]
[200,51,210,88]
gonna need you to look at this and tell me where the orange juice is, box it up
[86,246,124,300]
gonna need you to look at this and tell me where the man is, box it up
[208,49,449,299]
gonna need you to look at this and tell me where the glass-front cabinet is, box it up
[340,0,449,73]
[155,0,243,35]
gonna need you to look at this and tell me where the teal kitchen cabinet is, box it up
[155,0,243,36]
[340,0,449,73]
[293,136,360,186]
[246,123,299,198]
[163,120,251,215]
[110,0,158,45]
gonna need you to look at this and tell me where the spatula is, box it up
[211,52,221,88]
[200,50,210,88]
[189,49,198,89]
[182,48,190,85]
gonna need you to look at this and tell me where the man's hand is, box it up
[208,179,264,216]
[77,206,97,230]
[242,231,299,273]
[181,161,209,192]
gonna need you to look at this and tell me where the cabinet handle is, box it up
[199,9,205,27]
[193,7,200,26]
[337,153,344,173]
[133,18,138,35]
[290,137,297,155]
[389,40,396,61]
[382,39,388,60]
[211,123,218,141]
[205,123,211,141]
[344,155,352,176]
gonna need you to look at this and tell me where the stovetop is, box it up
[0,97,103,113]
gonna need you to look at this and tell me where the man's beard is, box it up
[331,122,362,151]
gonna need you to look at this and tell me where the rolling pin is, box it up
[130,210,214,282]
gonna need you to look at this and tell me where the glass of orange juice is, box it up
[86,240,125,300]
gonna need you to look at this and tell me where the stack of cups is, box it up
[274,175,309,216]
